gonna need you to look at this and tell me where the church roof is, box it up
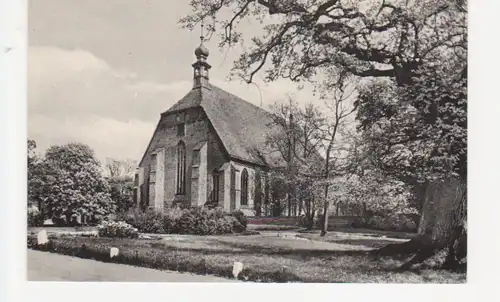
[162,84,281,167]
[139,34,283,168]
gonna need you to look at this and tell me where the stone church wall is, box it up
[226,161,266,216]
[138,105,230,208]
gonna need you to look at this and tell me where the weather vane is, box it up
[200,19,205,43]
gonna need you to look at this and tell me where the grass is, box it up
[27,231,465,283]
[296,231,413,249]
[247,224,301,231]
[326,228,418,239]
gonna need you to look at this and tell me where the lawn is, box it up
[27,230,465,283]
[296,230,414,249]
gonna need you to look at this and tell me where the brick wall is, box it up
[206,124,228,206]
[139,106,231,208]
[138,105,271,213]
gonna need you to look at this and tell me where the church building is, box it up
[134,36,281,215]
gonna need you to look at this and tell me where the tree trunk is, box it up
[320,184,330,236]
[377,177,467,269]
[287,194,292,217]
[310,207,315,230]
[298,199,303,216]
[417,177,467,265]
[418,178,466,244]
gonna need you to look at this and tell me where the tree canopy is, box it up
[180,0,466,85]
[34,142,115,221]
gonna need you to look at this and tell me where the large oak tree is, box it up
[180,0,467,268]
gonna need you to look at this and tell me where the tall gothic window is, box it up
[176,141,186,194]
[241,169,249,206]
[211,169,219,202]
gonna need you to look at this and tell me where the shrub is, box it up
[123,206,246,235]
[365,214,418,232]
[298,214,317,229]
[315,214,325,229]
[387,214,417,232]
[129,209,166,234]
[350,217,366,228]
[247,216,299,225]
[176,207,204,234]
[176,207,236,235]
[366,215,390,230]
[229,210,247,231]
[222,216,240,234]
[27,205,44,227]
[97,221,139,238]
[51,215,67,226]
[162,207,184,233]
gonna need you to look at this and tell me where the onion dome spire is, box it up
[194,22,209,58]
[192,21,211,89]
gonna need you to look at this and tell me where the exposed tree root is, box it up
[371,238,429,257]
[372,228,466,272]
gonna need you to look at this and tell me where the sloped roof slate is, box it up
[160,84,281,167]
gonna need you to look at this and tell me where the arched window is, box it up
[211,169,219,202]
[176,141,186,194]
[241,169,249,206]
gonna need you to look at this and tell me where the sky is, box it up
[28,0,322,164]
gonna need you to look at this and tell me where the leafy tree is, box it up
[264,97,324,222]
[28,140,40,207]
[181,0,467,267]
[265,97,301,216]
[180,0,466,85]
[40,143,115,224]
[356,57,466,268]
[107,176,136,214]
[28,139,47,224]
[264,80,355,230]
[315,74,357,235]
[342,169,416,218]
[264,169,290,216]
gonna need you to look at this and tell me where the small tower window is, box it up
[177,123,185,136]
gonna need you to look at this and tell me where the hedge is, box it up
[119,207,247,235]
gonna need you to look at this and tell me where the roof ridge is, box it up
[208,84,272,116]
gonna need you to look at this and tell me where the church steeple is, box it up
[192,22,211,89]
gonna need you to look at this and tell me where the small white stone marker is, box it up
[232,261,244,279]
[37,230,48,245]
[110,247,119,259]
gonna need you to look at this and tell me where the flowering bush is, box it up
[97,221,139,238]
